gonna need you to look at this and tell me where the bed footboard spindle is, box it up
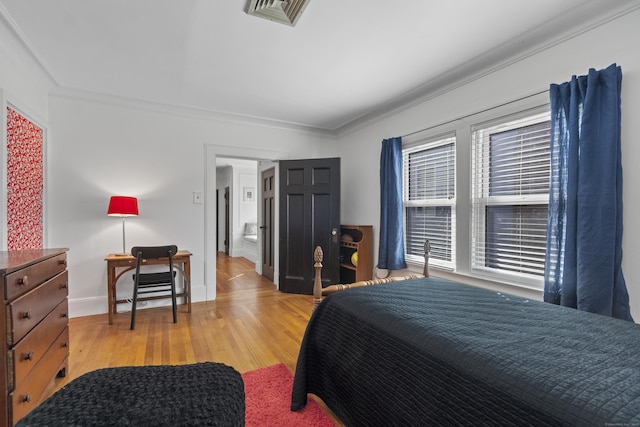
[423,239,430,277]
[313,246,324,310]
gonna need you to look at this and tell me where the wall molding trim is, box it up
[49,87,337,138]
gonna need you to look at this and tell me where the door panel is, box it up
[283,193,306,281]
[224,187,230,255]
[261,168,275,281]
[279,158,340,294]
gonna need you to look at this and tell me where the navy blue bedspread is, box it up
[291,278,640,426]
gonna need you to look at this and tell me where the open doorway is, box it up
[205,145,288,302]
[215,157,259,262]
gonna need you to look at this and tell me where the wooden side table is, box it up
[105,250,192,324]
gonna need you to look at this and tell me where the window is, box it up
[403,135,455,269]
[471,110,550,285]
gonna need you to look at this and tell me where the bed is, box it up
[291,246,640,426]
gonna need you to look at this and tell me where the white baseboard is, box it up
[68,284,212,319]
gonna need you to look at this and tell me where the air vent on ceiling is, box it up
[245,0,310,27]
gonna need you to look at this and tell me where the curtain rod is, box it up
[401,89,549,139]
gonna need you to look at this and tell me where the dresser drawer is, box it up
[4,252,67,301]
[6,271,68,345]
[9,327,69,424]
[8,299,68,390]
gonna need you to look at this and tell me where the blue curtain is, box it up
[378,137,407,270]
[544,64,633,321]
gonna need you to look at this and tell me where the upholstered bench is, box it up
[15,362,244,426]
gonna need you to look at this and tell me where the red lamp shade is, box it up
[107,196,139,217]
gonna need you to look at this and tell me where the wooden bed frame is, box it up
[298,241,640,426]
[312,241,431,309]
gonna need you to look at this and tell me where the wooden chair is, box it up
[130,245,178,330]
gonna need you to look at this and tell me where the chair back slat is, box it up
[131,245,178,260]
[129,245,179,330]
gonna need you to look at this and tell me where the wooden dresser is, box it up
[0,248,69,427]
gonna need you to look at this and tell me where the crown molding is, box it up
[5,0,638,139]
[2,3,336,138]
[335,0,640,137]
[0,3,60,89]
[49,87,338,138]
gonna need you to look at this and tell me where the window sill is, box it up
[405,262,544,301]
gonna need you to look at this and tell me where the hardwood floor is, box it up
[36,252,344,426]
[63,253,314,382]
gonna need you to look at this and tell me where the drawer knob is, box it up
[21,394,31,403]
[58,258,67,267]
[18,275,29,287]
[22,311,31,320]
[24,351,34,361]
[61,282,68,289]
[61,312,68,318]
[62,341,69,348]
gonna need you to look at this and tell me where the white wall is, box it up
[0,16,53,249]
[337,9,640,318]
[45,97,337,317]
[232,162,258,259]
[2,8,639,319]
[236,166,258,263]
[0,17,51,123]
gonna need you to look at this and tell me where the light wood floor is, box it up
[41,253,343,426]
[63,253,314,382]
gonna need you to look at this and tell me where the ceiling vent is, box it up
[245,0,310,27]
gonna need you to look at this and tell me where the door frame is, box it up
[205,145,288,301]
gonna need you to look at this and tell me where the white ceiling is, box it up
[1,0,638,134]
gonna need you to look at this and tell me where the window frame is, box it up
[402,133,456,270]
[470,107,551,288]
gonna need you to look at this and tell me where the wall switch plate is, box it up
[193,192,203,204]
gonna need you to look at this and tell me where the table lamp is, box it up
[107,196,138,255]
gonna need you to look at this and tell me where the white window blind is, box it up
[471,111,550,286]
[403,135,455,269]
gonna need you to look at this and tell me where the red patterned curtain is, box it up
[6,107,44,250]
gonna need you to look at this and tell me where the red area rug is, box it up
[242,363,335,427]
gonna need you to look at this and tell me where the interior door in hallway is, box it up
[261,167,275,281]
[279,158,340,294]
[224,186,230,254]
